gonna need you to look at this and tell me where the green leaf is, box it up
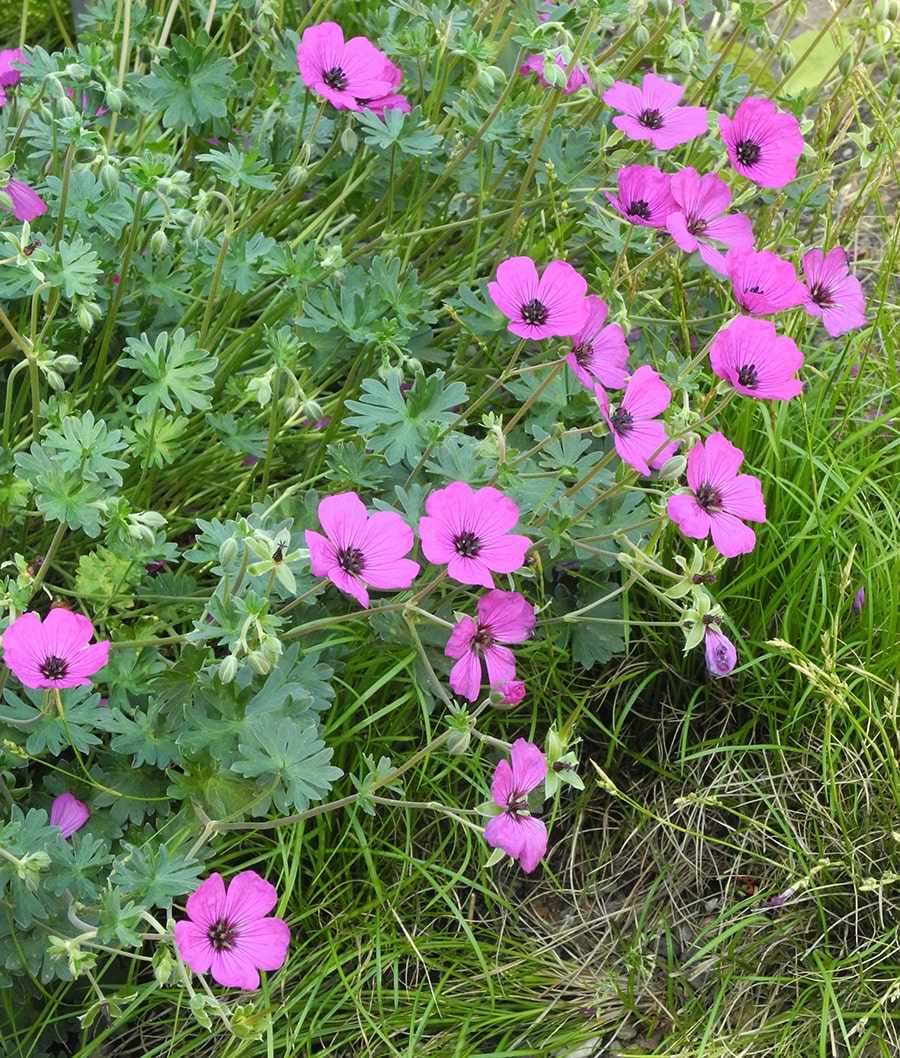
[195,144,277,190]
[13,443,108,536]
[356,106,443,157]
[1,688,105,756]
[95,701,184,768]
[234,716,342,815]
[110,842,204,910]
[41,235,102,298]
[344,368,467,466]
[144,34,237,130]
[120,328,218,414]
[41,410,129,487]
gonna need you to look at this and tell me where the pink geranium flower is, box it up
[719,97,804,189]
[566,295,629,391]
[603,73,708,150]
[296,22,398,112]
[519,53,594,94]
[666,167,755,275]
[487,256,588,340]
[1,178,48,223]
[704,622,737,676]
[445,590,535,702]
[607,164,677,228]
[484,739,548,873]
[801,247,867,337]
[596,366,677,476]
[726,247,808,315]
[50,793,90,838]
[0,47,26,107]
[709,316,803,400]
[174,871,290,990]
[418,481,530,588]
[358,56,410,115]
[667,432,766,557]
[305,492,420,608]
[2,609,110,689]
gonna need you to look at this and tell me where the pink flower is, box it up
[726,246,808,315]
[719,97,804,189]
[566,295,629,391]
[445,590,535,702]
[2,609,110,689]
[1,178,48,223]
[50,793,89,838]
[666,167,755,275]
[519,53,594,94]
[497,679,526,705]
[487,256,588,340]
[709,316,803,400]
[419,481,531,588]
[305,492,420,608]
[358,56,410,115]
[296,22,398,112]
[603,73,707,150]
[667,432,766,557]
[606,164,677,228]
[0,47,26,107]
[174,871,290,990]
[484,739,548,873]
[596,365,677,476]
[801,247,867,337]
[704,623,737,676]
[852,585,865,615]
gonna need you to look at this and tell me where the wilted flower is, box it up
[603,73,708,150]
[174,871,290,989]
[704,622,737,676]
[666,167,755,275]
[519,53,594,94]
[801,247,867,337]
[726,247,808,315]
[667,432,766,557]
[719,97,804,188]
[2,609,110,689]
[487,256,588,340]
[484,739,548,873]
[607,164,676,228]
[305,492,420,608]
[596,366,677,476]
[445,590,535,702]
[709,316,804,400]
[852,586,865,615]
[50,793,89,838]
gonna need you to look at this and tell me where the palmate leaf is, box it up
[344,368,467,466]
[234,716,342,815]
[144,34,237,130]
[1,687,105,755]
[120,327,217,414]
[110,842,205,910]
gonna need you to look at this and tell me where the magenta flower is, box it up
[704,622,737,676]
[852,586,865,615]
[596,366,677,476]
[305,492,420,608]
[603,73,707,150]
[487,256,588,340]
[726,247,808,315]
[566,295,629,391]
[296,22,398,112]
[667,432,766,557]
[358,56,410,116]
[418,481,530,588]
[666,168,755,275]
[1,178,48,223]
[50,793,89,838]
[174,871,290,990]
[484,739,548,873]
[607,164,677,228]
[497,679,526,705]
[719,97,804,189]
[2,609,110,689]
[0,47,26,107]
[709,316,803,400]
[801,247,867,337]
[445,590,535,702]
[519,53,594,94]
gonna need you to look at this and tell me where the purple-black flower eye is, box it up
[735,139,761,166]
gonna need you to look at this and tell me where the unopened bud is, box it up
[632,25,651,49]
[246,650,271,676]
[779,51,795,75]
[889,65,900,86]
[104,85,128,112]
[218,536,239,567]
[340,126,358,154]
[218,654,238,684]
[656,454,687,481]
[287,165,308,189]
[150,229,170,256]
[64,63,87,80]
[838,52,853,76]
[99,161,119,195]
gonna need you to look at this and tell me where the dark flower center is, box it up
[473,625,495,649]
[323,65,348,92]
[610,407,633,434]
[336,547,365,574]
[807,283,833,307]
[695,483,722,511]
[627,199,651,220]
[638,107,664,130]
[686,217,707,235]
[506,794,529,816]
[521,298,549,326]
[207,918,240,952]
[735,139,761,166]
[454,530,482,558]
[736,363,758,388]
[572,340,590,367]
[39,655,68,680]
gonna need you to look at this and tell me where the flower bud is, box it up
[104,85,128,112]
[65,63,87,80]
[632,25,651,49]
[838,52,853,76]
[247,650,271,676]
[218,536,239,567]
[218,654,238,684]
[150,228,170,256]
[779,51,795,75]
[287,164,309,189]
[656,453,687,480]
[890,65,900,86]
[340,126,358,154]
[17,851,51,891]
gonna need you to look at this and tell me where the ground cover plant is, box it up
[0,0,899,1054]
